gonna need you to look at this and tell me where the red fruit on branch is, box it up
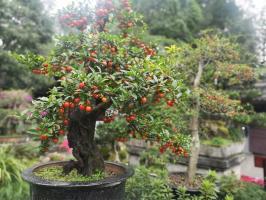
[79,104,85,111]
[102,60,107,66]
[126,116,131,122]
[141,97,147,104]
[40,134,48,141]
[103,117,113,123]
[101,97,108,103]
[159,146,165,154]
[158,92,165,98]
[126,114,136,122]
[129,114,136,121]
[92,93,99,99]
[64,66,72,72]
[90,51,97,57]
[63,119,69,126]
[88,57,97,62]
[167,100,174,107]
[63,102,70,108]
[74,98,81,104]
[59,108,64,114]
[107,61,113,68]
[79,82,85,89]
[86,100,91,105]
[111,47,116,53]
[183,151,189,158]
[69,102,75,108]
[43,63,49,67]
[127,22,133,28]
[85,106,92,112]
[91,85,98,91]
[59,129,65,135]
[52,138,59,144]
[32,69,42,74]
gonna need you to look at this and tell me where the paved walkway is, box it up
[241,138,264,179]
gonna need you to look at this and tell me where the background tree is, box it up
[197,0,257,64]
[0,0,54,94]
[132,0,203,42]
[166,32,255,184]
[132,0,257,64]
[257,7,266,65]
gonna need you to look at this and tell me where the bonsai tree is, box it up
[16,0,190,176]
[166,31,256,184]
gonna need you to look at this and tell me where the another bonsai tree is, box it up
[16,0,190,176]
[166,32,256,184]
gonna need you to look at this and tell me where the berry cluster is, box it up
[159,141,188,157]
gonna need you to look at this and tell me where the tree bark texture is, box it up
[186,61,204,184]
[63,103,111,176]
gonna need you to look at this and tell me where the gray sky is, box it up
[53,0,266,12]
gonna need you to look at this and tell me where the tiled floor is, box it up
[241,138,264,179]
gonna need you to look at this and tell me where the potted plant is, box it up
[165,32,256,192]
[15,0,190,199]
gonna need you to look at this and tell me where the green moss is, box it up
[34,166,105,182]
[202,137,233,147]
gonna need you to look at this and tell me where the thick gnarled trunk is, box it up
[186,61,203,185]
[63,109,104,176]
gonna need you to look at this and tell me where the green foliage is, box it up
[96,118,128,143]
[202,137,232,147]
[176,172,266,200]
[249,113,266,127]
[139,146,169,169]
[224,195,234,200]
[199,179,219,200]
[219,175,266,200]
[133,0,257,63]
[177,186,191,200]
[0,90,32,136]
[205,170,218,183]
[176,171,219,200]
[197,0,257,63]
[132,0,204,42]
[0,0,54,91]
[125,166,173,200]
[232,183,266,200]
[166,33,255,120]
[0,144,37,200]
[35,166,105,182]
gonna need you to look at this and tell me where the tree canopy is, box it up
[0,0,54,92]
[132,0,257,63]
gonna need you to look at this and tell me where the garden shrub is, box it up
[0,145,37,200]
[0,90,32,136]
[125,166,173,200]
[219,174,266,200]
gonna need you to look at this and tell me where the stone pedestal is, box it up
[127,139,245,177]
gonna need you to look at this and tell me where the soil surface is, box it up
[169,173,204,190]
[34,163,122,182]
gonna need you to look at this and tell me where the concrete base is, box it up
[127,139,245,178]
[166,163,242,178]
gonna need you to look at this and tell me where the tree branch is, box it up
[193,60,204,88]
[90,101,112,116]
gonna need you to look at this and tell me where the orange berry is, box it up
[85,106,92,112]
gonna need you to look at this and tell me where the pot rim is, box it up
[22,161,134,188]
